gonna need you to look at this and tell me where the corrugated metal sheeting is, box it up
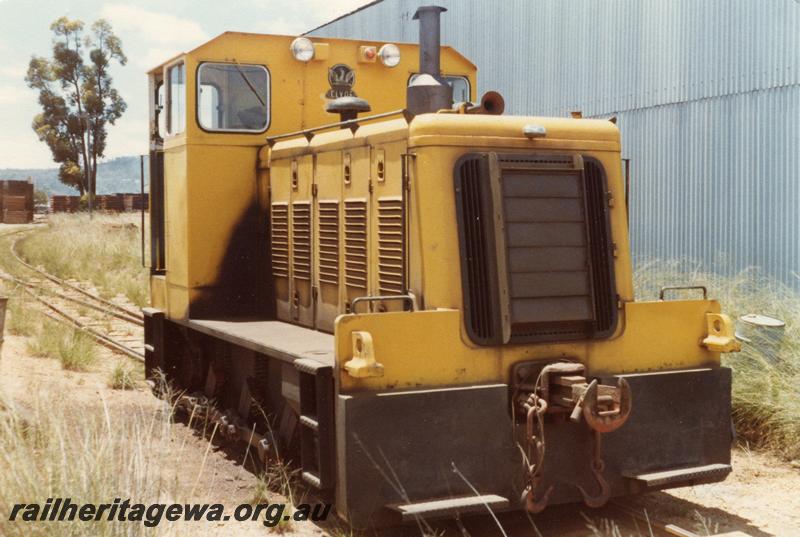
[310,0,800,287]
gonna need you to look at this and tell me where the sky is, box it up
[0,0,368,168]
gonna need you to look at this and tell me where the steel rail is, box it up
[0,272,143,326]
[20,285,144,362]
[10,234,143,321]
[1,226,145,361]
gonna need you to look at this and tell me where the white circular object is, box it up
[378,43,401,67]
[736,313,786,360]
[290,37,315,62]
[739,313,785,328]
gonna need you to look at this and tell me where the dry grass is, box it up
[108,360,138,390]
[0,280,98,372]
[18,213,148,307]
[5,295,38,337]
[634,260,800,459]
[58,328,99,371]
[0,389,181,537]
[21,315,98,371]
[24,316,63,358]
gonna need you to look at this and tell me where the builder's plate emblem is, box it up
[326,64,356,99]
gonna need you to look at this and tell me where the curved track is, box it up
[0,228,144,361]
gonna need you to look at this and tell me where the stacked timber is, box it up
[50,192,148,213]
[0,180,34,224]
[50,195,81,213]
[96,194,125,212]
[122,193,149,211]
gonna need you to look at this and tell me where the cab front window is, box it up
[197,63,270,132]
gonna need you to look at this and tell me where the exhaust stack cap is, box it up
[407,5,453,115]
[326,96,371,124]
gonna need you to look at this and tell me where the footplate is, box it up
[624,463,732,488]
[388,495,509,522]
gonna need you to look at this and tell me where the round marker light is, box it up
[290,37,315,62]
[378,44,401,67]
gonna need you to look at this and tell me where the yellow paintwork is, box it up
[334,299,722,392]
[264,112,735,393]
[152,31,737,395]
[702,313,741,353]
[269,118,413,328]
[343,331,384,378]
[150,32,475,319]
[150,275,167,311]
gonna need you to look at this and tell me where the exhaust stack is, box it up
[407,5,453,115]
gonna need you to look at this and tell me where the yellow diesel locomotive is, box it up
[143,6,740,527]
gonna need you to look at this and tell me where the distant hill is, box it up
[0,156,149,195]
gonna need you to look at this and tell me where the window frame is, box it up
[195,61,272,134]
[155,81,165,141]
[198,81,222,130]
[407,73,472,103]
[166,61,186,136]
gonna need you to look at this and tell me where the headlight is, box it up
[378,44,401,67]
[290,37,315,62]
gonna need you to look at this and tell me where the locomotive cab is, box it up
[143,7,739,529]
[144,31,476,320]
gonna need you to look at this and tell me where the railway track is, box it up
[0,228,144,362]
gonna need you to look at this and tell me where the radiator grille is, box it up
[270,203,289,278]
[454,153,616,346]
[292,201,311,281]
[344,199,368,289]
[456,157,496,342]
[317,200,339,285]
[501,160,593,340]
[377,197,404,294]
[584,160,615,333]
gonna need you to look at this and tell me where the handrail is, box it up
[659,285,708,301]
[265,109,413,147]
[350,294,418,313]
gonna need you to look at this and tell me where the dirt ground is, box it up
[1,331,799,537]
[0,334,327,537]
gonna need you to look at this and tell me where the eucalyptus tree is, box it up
[25,17,127,198]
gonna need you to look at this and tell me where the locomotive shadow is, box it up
[404,493,773,537]
[627,490,773,537]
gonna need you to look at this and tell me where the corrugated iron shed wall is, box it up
[310,0,800,288]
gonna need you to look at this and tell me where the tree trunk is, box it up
[70,76,90,197]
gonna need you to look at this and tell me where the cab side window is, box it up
[409,74,471,103]
[197,63,270,132]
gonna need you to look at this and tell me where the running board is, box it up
[624,463,732,487]
[388,495,509,522]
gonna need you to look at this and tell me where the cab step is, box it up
[295,358,335,492]
[624,463,731,487]
[387,495,510,522]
